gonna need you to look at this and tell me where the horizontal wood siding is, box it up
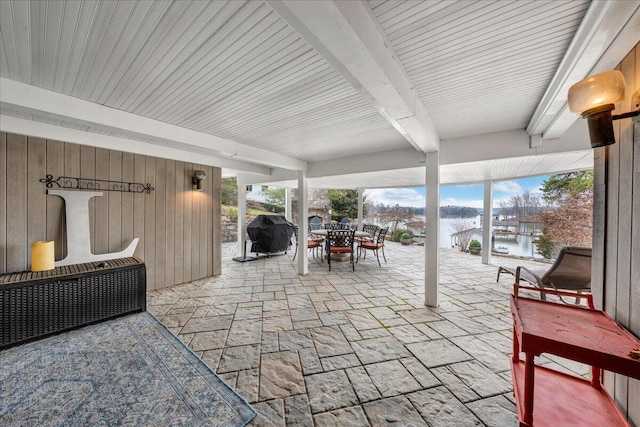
[0,132,221,290]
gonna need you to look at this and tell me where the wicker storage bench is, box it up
[1,257,146,349]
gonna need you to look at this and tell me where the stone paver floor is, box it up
[148,242,589,426]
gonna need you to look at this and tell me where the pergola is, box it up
[1,1,638,308]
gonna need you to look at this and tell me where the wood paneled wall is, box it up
[592,43,639,424]
[0,132,222,290]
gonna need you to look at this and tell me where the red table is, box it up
[510,285,640,427]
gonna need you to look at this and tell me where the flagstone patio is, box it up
[147,242,589,426]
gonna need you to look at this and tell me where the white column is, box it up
[357,188,364,230]
[237,176,247,257]
[297,171,309,275]
[482,180,493,265]
[285,187,292,221]
[425,151,439,307]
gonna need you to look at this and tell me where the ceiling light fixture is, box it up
[568,70,639,148]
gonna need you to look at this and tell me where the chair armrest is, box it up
[515,266,544,287]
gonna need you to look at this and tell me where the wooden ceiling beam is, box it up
[266,0,439,153]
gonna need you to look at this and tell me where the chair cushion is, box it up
[329,247,352,253]
[361,243,383,249]
[307,240,321,248]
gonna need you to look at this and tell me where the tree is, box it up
[326,189,364,221]
[541,171,593,203]
[440,205,479,218]
[538,191,593,248]
[450,221,475,252]
[222,177,237,205]
[498,200,514,218]
[534,226,555,259]
[406,217,426,234]
[537,171,593,256]
[378,204,414,231]
[261,187,285,207]
[363,199,375,219]
[522,190,542,220]
[501,191,543,219]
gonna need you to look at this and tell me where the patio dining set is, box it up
[292,223,389,271]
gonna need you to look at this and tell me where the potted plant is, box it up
[400,232,413,245]
[469,239,481,255]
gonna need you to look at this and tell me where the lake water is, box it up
[439,215,543,259]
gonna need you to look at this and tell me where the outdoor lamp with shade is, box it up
[192,170,206,191]
[568,70,638,148]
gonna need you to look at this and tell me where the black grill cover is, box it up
[247,215,294,254]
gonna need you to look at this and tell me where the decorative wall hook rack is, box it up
[40,175,154,194]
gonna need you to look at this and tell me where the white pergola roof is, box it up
[1,0,638,186]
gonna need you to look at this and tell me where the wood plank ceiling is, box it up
[0,0,406,161]
[0,0,600,181]
[369,0,590,139]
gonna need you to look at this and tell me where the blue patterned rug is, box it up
[0,312,256,426]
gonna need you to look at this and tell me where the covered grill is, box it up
[247,215,294,255]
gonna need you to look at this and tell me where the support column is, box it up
[285,187,292,222]
[482,180,493,265]
[425,151,440,307]
[297,171,309,275]
[237,176,248,257]
[357,188,364,230]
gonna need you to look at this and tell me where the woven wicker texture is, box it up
[1,258,146,349]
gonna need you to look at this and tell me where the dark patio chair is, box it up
[515,246,592,304]
[364,224,378,233]
[324,223,341,230]
[355,223,377,247]
[358,227,388,266]
[326,229,355,271]
[292,226,323,261]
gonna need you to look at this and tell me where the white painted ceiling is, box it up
[369,0,590,139]
[0,0,407,161]
[1,0,638,187]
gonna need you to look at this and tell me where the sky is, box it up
[366,175,549,209]
[245,175,550,209]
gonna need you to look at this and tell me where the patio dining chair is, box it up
[326,229,356,271]
[515,246,592,304]
[358,227,388,266]
[355,224,377,247]
[324,223,342,230]
[292,226,323,261]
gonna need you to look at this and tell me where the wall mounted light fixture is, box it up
[568,70,639,148]
[192,170,206,191]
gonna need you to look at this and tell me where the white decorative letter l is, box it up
[48,190,139,266]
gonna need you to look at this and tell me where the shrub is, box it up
[262,202,284,213]
[391,229,413,242]
[469,239,481,248]
[534,228,556,259]
[401,232,412,239]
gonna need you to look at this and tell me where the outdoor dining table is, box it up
[309,229,372,238]
[310,229,372,264]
